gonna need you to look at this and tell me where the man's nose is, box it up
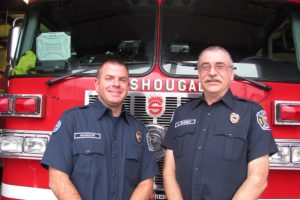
[113,79,120,86]
[208,65,217,76]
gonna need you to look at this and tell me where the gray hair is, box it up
[198,46,234,67]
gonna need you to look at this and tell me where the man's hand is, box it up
[232,155,270,200]
[49,167,82,200]
[130,178,154,200]
[163,149,184,200]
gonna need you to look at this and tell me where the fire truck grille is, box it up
[86,91,201,191]
[86,92,199,127]
[154,160,164,187]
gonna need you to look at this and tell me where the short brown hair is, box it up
[96,59,129,78]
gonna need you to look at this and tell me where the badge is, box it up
[135,131,143,143]
[229,112,240,124]
[256,110,270,131]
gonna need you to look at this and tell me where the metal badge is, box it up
[229,112,240,124]
[135,130,143,143]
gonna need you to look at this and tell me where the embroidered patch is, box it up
[53,120,61,134]
[256,110,270,131]
[74,132,101,139]
[175,119,196,128]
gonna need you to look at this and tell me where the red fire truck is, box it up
[0,0,300,199]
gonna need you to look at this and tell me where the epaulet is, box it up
[78,105,89,109]
[63,105,89,115]
[233,95,261,107]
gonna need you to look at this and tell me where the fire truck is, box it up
[0,0,300,199]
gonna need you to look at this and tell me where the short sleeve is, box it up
[161,111,176,150]
[41,113,74,174]
[247,106,278,162]
[140,126,158,181]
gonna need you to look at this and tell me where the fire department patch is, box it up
[256,110,270,131]
[135,130,143,143]
[53,120,61,133]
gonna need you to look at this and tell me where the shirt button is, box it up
[195,167,199,171]
[203,128,207,132]
[85,149,90,154]
[207,112,211,116]
[198,146,202,150]
[113,154,117,159]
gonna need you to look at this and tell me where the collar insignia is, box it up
[135,130,143,143]
[229,112,240,124]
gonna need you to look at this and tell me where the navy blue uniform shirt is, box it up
[162,90,278,200]
[41,99,158,200]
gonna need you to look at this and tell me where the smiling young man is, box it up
[162,46,278,200]
[41,59,158,200]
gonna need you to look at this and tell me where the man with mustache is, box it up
[162,46,278,200]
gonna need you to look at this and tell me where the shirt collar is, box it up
[221,89,236,111]
[91,99,129,124]
[192,89,236,110]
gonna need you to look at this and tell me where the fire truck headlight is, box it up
[24,137,48,154]
[269,146,290,164]
[0,136,23,153]
[291,146,300,164]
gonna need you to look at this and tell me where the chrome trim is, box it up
[0,129,51,159]
[0,94,45,118]
[274,100,300,125]
[270,139,300,170]
[85,90,201,104]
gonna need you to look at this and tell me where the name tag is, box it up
[74,132,101,139]
[175,119,196,128]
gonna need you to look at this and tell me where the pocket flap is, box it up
[73,139,104,155]
[214,131,246,141]
[126,144,142,161]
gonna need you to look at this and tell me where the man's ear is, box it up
[230,69,235,81]
[94,79,100,93]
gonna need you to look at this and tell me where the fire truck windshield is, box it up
[13,0,156,76]
[160,0,300,83]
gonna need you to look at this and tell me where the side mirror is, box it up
[7,17,23,65]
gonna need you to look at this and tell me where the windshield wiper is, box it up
[46,61,150,86]
[164,61,272,91]
[234,74,272,91]
[46,66,98,86]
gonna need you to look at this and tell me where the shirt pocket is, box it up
[125,144,143,185]
[72,139,105,178]
[212,131,247,162]
[173,125,196,158]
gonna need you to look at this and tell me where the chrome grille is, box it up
[154,160,164,189]
[85,91,200,127]
[85,91,201,191]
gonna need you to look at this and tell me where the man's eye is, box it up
[215,64,226,70]
[201,65,210,70]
